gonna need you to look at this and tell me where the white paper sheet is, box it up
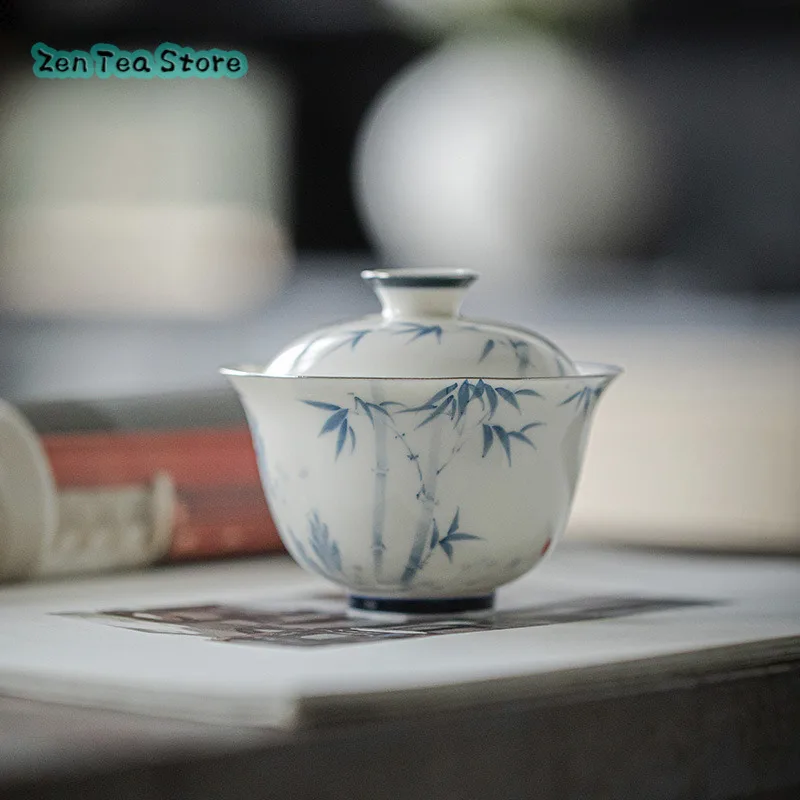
[1,545,798,728]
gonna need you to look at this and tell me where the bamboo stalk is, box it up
[402,419,443,584]
[369,385,389,579]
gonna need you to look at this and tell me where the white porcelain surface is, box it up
[225,366,619,600]
[225,268,620,607]
[265,268,576,379]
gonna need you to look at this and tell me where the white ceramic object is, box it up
[0,399,174,581]
[40,473,175,578]
[266,268,575,379]
[0,399,58,581]
[223,269,620,613]
[354,33,661,278]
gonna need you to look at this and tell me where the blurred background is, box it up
[0,0,798,551]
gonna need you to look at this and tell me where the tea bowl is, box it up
[222,363,620,613]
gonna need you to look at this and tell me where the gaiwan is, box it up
[223,269,621,613]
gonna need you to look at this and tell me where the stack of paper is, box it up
[1,544,798,729]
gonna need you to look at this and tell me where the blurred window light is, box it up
[0,56,293,319]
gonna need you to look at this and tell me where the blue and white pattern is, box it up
[270,319,575,380]
[559,384,605,416]
[286,512,343,581]
[391,322,444,343]
[231,364,620,603]
[228,267,620,606]
[299,378,548,585]
[402,508,481,584]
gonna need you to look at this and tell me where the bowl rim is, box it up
[219,361,624,381]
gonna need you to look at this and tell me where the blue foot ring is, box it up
[349,594,495,614]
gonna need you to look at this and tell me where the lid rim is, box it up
[361,268,479,289]
[221,362,623,381]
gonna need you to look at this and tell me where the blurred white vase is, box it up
[379,0,631,33]
[354,32,663,281]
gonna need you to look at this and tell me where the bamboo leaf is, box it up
[482,424,494,457]
[350,330,368,349]
[335,419,348,458]
[473,379,487,409]
[496,387,520,411]
[331,542,342,572]
[446,532,481,542]
[425,382,458,407]
[416,400,450,428]
[399,404,437,414]
[348,426,356,453]
[405,324,443,343]
[515,389,542,397]
[304,400,341,411]
[492,425,512,465]
[354,397,373,423]
[366,402,391,417]
[430,520,440,549]
[320,408,348,435]
[447,509,460,537]
[508,431,535,449]
[457,380,472,419]
[521,422,544,433]
[559,390,582,406]
[439,540,454,561]
[479,339,495,362]
[486,385,498,416]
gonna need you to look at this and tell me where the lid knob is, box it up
[362,268,479,320]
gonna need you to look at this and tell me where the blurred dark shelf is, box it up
[632,0,800,32]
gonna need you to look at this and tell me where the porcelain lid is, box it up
[265,268,577,378]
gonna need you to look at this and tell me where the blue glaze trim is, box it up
[349,594,495,614]
[361,269,478,289]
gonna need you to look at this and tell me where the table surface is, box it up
[2,545,799,800]
[2,639,799,800]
